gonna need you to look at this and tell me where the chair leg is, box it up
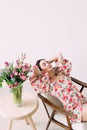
[46,110,56,130]
[46,119,51,130]
[9,120,13,130]
[66,115,72,130]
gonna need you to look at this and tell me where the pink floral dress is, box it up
[29,59,87,122]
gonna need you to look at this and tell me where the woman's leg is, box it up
[81,105,87,121]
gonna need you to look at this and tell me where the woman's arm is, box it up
[29,66,50,93]
[49,53,64,64]
[49,53,72,76]
[29,65,43,84]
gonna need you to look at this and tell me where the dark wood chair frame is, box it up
[38,77,87,130]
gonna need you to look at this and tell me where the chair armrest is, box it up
[71,77,87,88]
[38,93,76,118]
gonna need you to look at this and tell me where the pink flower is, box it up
[4,61,9,66]
[9,85,12,88]
[22,67,27,72]
[15,66,20,69]
[0,53,31,89]
[13,71,18,76]
[14,82,18,86]
[16,59,20,64]
[10,73,14,78]
[20,76,27,80]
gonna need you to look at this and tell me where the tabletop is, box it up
[0,91,39,120]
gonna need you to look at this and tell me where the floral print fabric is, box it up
[29,59,87,122]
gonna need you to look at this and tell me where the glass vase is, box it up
[11,84,23,107]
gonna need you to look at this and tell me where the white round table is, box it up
[0,91,39,130]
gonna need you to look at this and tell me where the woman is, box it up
[29,53,87,123]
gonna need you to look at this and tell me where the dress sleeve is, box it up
[56,59,72,76]
[29,69,50,93]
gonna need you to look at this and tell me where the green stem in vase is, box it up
[11,84,23,107]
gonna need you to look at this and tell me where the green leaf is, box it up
[0,82,3,87]
[0,78,3,82]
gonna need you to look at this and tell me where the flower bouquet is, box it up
[0,53,31,107]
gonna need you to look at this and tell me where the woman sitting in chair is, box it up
[29,53,87,123]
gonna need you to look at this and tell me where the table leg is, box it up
[9,120,13,130]
[25,117,29,125]
[27,116,37,130]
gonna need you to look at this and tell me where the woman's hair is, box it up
[36,59,45,71]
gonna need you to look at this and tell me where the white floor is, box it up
[0,80,87,130]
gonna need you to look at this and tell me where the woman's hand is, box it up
[49,57,58,63]
[49,52,64,64]
[33,65,42,75]
[57,52,64,64]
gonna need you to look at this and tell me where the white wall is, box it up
[0,0,87,81]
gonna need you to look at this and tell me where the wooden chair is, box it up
[38,77,87,130]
